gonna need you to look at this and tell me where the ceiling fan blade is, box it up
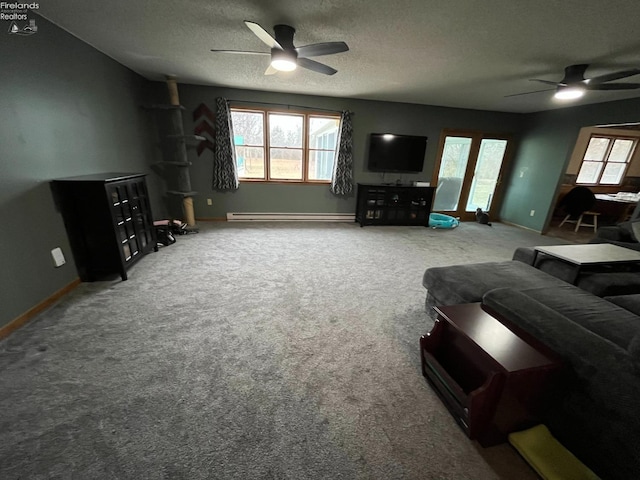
[504,88,555,98]
[297,58,337,75]
[244,20,282,49]
[587,69,640,85]
[296,41,349,58]
[264,64,278,75]
[587,83,640,90]
[210,49,270,56]
[529,79,561,86]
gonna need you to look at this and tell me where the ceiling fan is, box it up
[507,64,640,99]
[211,20,349,76]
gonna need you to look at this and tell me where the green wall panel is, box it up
[0,16,161,329]
[501,98,640,231]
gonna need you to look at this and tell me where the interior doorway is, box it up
[431,130,512,221]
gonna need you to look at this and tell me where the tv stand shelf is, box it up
[355,183,434,227]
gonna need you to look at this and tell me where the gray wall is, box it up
[163,84,525,218]
[500,97,640,231]
[0,16,163,329]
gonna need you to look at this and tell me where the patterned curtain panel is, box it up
[212,97,239,190]
[330,110,354,196]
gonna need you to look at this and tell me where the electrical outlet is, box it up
[207,198,213,206]
[530,210,535,217]
[51,247,66,267]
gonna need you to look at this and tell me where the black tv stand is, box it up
[355,183,435,227]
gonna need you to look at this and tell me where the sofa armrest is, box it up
[594,226,633,242]
[512,247,535,265]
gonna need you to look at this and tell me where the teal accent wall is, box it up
[500,97,640,231]
[0,16,162,329]
[168,84,525,218]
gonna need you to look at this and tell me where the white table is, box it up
[594,194,638,222]
[534,244,640,283]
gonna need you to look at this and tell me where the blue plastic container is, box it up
[428,212,459,229]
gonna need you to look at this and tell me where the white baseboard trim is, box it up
[226,212,356,222]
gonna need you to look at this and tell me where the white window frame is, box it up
[576,134,638,186]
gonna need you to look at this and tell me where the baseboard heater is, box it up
[226,212,355,222]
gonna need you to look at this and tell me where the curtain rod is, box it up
[227,99,350,115]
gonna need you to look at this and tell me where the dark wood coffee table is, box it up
[420,303,561,446]
[533,244,640,283]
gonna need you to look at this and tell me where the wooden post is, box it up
[166,75,180,106]
[165,76,196,227]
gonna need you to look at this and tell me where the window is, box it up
[231,108,341,182]
[576,135,638,185]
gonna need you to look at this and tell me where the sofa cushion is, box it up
[604,293,640,316]
[620,219,640,241]
[512,284,640,351]
[483,288,633,371]
[422,260,569,306]
[576,272,640,297]
[483,287,640,479]
[629,335,640,371]
[604,294,640,368]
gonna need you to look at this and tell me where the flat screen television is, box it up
[367,133,428,173]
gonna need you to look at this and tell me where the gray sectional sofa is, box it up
[422,250,640,480]
[590,219,640,252]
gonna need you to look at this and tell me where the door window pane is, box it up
[465,139,507,212]
[432,137,471,211]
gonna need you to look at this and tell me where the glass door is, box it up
[432,136,472,211]
[465,139,508,212]
[432,131,510,221]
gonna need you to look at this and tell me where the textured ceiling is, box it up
[39,0,640,113]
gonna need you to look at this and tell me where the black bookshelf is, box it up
[52,173,157,281]
[355,184,435,227]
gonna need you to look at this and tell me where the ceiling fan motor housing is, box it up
[562,64,589,85]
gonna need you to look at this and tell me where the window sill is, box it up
[239,179,331,185]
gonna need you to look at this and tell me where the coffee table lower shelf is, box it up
[420,303,561,447]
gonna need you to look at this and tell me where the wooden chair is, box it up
[559,210,600,233]
[558,186,600,233]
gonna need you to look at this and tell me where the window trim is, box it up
[231,106,341,184]
[576,134,638,186]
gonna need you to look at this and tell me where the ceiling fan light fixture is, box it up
[271,49,297,71]
[554,86,585,100]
